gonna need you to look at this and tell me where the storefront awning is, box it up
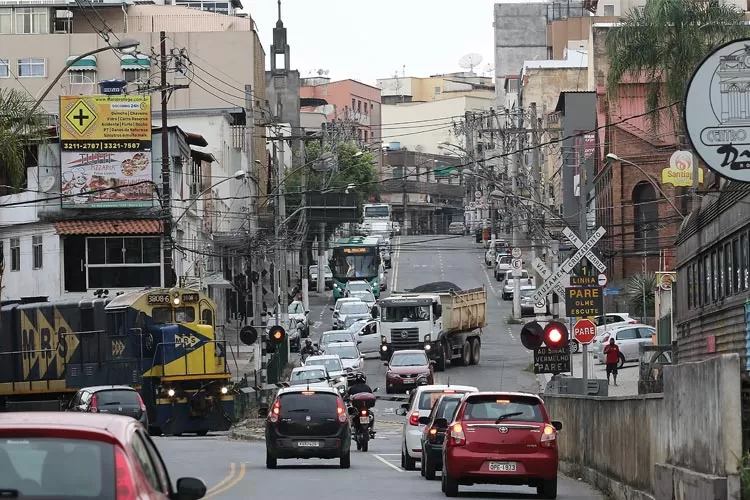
[120,54,151,71]
[55,219,162,235]
[66,55,97,71]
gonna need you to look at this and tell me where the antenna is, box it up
[482,64,494,77]
[458,53,483,75]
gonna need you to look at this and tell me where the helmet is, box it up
[305,338,312,345]
[355,373,367,384]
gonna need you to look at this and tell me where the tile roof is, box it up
[55,219,162,235]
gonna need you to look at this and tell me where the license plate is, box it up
[489,462,517,472]
[359,416,370,424]
[402,378,414,383]
[297,441,320,447]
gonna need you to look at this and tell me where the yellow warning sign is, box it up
[64,99,98,136]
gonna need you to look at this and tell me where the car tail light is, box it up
[136,393,147,413]
[114,447,136,500]
[409,411,420,426]
[628,320,637,324]
[449,423,465,446]
[269,398,280,424]
[89,395,99,413]
[337,399,348,423]
[540,424,557,448]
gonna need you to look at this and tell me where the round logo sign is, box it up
[597,273,608,287]
[684,38,750,183]
[511,247,522,259]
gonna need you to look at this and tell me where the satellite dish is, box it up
[483,64,494,76]
[39,175,55,193]
[458,53,483,74]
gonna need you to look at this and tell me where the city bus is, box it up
[331,236,382,299]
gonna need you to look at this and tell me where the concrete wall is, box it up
[544,354,743,500]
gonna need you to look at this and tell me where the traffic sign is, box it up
[533,345,571,374]
[565,286,603,317]
[604,287,621,296]
[532,258,566,298]
[562,227,607,273]
[532,226,606,303]
[511,258,522,270]
[597,273,608,287]
[511,247,522,259]
[573,318,596,344]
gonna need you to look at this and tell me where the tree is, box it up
[0,88,49,187]
[626,272,656,320]
[605,0,748,134]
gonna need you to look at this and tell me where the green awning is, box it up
[120,54,150,70]
[434,165,457,177]
[66,55,97,71]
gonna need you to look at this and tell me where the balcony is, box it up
[341,108,370,126]
[379,179,464,200]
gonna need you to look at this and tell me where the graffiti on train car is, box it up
[19,308,80,380]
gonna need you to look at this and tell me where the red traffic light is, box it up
[268,326,286,344]
[543,321,568,349]
[520,321,544,350]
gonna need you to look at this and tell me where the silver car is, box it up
[519,286,537,316]
[331,299,372,330]
[348,289,376,309]
[323,341,365,382]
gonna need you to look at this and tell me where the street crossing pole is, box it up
[530,103,541,279]
[511,108,522,319]
[578,146,589,386]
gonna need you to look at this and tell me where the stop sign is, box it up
[573,318,596,344]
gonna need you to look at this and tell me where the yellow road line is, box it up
[204,463,247,499]
[205,462,236,495]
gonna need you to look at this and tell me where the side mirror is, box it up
[433,418,448,429]
[552,420,563,431]
[305,310,310,315]
[360,355,365,359]
[357,341,363,345]
[175,477,207,500]
[383,362,389,367]
[329,307,335,311]
[372,387,380,392]
[418,416,430,425]
[395,407,408,416]
[313,343,318,348]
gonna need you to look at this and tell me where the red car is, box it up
[441,392,562,499]
[0,412,207,499]
[384,349,434,393]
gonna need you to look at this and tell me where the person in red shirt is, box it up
[603,338,620,386]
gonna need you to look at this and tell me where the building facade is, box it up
[376,72,494,105]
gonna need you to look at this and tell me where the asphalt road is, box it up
[153,235,604,499]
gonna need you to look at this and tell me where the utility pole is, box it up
[317,223,326,294]
[530,102,541,276]
[402,164,408,236]
[245,83,263,330]
[578,144,589,384]
[511,108,523,320]
[299,136,309,311]
[159,31,174,288]
[279,132,289,334]
[463,111,476,235]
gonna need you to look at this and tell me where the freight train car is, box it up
[0,288,235,436]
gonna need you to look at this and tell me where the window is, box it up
[711,251,718,302]
[418,390,472,410]
[603,4,615,15]
[434,86,441,95]
[0,9,11,33]
[131,432,162,491]
[687,265,693,309]
[616,328,638,340]
[10,237,19,271]
[86,237,161,289]
[18,58,45,77]
[32,235,42,269]
[742,232,748,291]
[278,393,338,415]
[69,70,96,84]
[638,327,655,338]
[725,243,732,297]
[463,395,543,423]
[733,238,741,293]
[718,246,724,299]
[392,166,404,180]
[693,262,699,307]
[123,68,149,83]
[351,98,355,110]
[0,59,8,78]
[704,255,710,304]
[15,7,48,34]
[190,158,202,196]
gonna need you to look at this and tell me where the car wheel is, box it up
[537,478,557,498]
[470,338,481,365]
[618,353,625,369]
[424,453,436,480]
[340,450,351,469]
[265,451,277,469]
[459,341,471,366]
[402,446,417,471]
[442,464,459,497]
[420,452,426,477]
[435,343,447,372]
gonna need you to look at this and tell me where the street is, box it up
[153,235,604,499]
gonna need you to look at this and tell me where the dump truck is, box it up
[378,282,487,371]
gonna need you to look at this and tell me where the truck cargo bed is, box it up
[440,287,487,333]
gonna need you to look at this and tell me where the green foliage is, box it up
[0,88,49,187]
[625,272,656,318]
[605,0,748,132]
[738,451,750,499]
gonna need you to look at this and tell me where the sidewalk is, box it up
[538,352,640,397]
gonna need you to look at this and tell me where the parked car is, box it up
[394,384,478,470]
[593,313,638,339]
[419,393,464,480]
[384,349,434,394]
[264,387,351,469]
[519,286,538,316]
[67,385,148,429]
[494,254,513,280]
[448,222,465,235]
[594,324,655,366]
[0,412,207,499]
[288,366,333,390]
[502,271,533,300]
[323,341,365,381]
[309,264,333,290]
[302,355,348,395]
[441,391,562,498]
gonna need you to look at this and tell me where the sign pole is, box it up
[160,31,174,287]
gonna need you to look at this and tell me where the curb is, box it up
[230,429,265,442]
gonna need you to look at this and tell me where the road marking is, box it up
[373,454,404,472]
[204,462,246,498]
[391,236,401,290]
[508,327,516,341]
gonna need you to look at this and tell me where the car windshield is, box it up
[0,437,115,497]
[340,302,370,315]
[382,305,430,322]
[310,265,331,274]
[351,291,374,302]
[95,389,140,406]
[418,390,471,410]
[325,345,358,359]
[347,282,370,292]
[290,369,327,383]
[288,301,305,315]
[345,320,369,333]
[391,352,428,367]
[307,358,343,373]
[462,395,544,422]
[520,289,536,298]
[322,332,353,344]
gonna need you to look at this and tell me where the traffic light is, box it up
[266,325,286,353]
[520,321,544,350]
[543,321,568,349]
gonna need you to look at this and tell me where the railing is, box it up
[265,337,289,385]
[151,339,233,379]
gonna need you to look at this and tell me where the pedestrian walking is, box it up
[603,338,620,386]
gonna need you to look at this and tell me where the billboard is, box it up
[59,95,152,208]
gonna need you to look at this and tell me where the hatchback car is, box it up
[420,393,464,480]
[0,412,206,499]
[303,355,348,395]
[502,271,533,300]
[331,299,372,330]
[288,366,333,390]
[343,280,373,295]
[348,289,376,309]
[448,222,465,235]
[519,286,538,316]
[384,349,434,394]
[494,255,513,280]
[265,387,351,469]
[309,264,333,290]
[67,385,148,428]
[395,384,478,470]
[323,341,365,381]
[594,324,655,366]
[441,391,562,498]
[319,330,356,352]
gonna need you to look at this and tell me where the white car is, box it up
[288,366,333,390]
[309,264,333,290]
[318,330,356,353]
[349,289,376,309]
[331,299,372,330]
[593,313,638,339]
[494,254,513,280]
[344,280,373,295]
[345,319,381,356]
[594,324,655,365]
[502,271,533,300]
[303,355,348,396]
[395,384,478,470]
[322,341,364,382]
[518,285,538,316]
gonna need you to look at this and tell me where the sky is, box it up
[243,0,498,86]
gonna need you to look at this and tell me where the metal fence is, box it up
[265,338,289,385]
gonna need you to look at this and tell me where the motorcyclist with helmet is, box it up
[348,373,376,438]
[300,339,317,361]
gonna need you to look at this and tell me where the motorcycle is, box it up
[348,391,378,452]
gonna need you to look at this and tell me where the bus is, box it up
[331,236,382,299]
[363,203,391,220]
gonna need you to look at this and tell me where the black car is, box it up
[265,387,351,469]
[419,393,463,480]
[67,385,148,428]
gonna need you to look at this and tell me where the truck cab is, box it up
[378,295,441,361]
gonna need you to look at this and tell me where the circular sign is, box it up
[573,318,596,344]
[511,247,522,258]
[684,38,750,183]
[511,258,522,270]
[597,273,608,287]
[658,272,676,290]
[535,298,546,309]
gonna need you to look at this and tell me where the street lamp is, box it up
[605,153,685,220]
[173,169,248,226]
[28,38,140,117]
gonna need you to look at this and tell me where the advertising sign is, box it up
[59,95,152,208]
[661,151,704,187]
[684,39,750,183]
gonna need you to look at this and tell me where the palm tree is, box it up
[605,0,749,135]
[0,88,49,187]
[625,272,656,320]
